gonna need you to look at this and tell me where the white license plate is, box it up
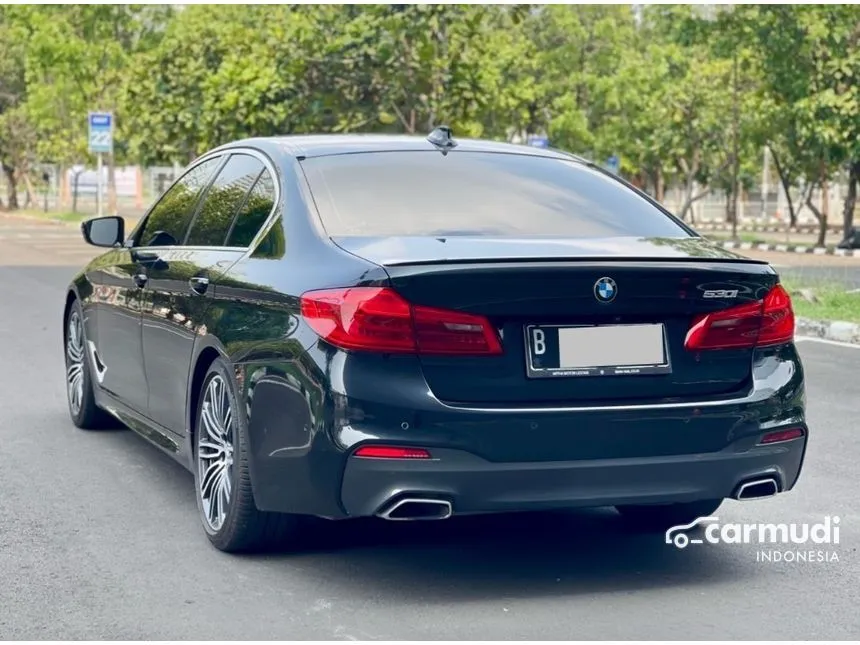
[524,323,672,378]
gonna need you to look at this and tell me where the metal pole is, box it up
[96,153,103,217]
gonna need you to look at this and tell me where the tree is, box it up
[0,6,31,210]
[20,5,171,209]
[593,6,741,220]
[748,5,860,244]
[0,2,856,234]
[524,6,639,165]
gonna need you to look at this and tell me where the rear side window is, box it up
[138,157,222,247]
[301,151,688,238]
[186,154,264,247]
[226,168,276,247]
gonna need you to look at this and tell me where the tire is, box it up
[615,499,724,531]
[64,300,112,430]
[193,357,303,553]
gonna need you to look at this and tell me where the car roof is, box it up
[209,133,588,164]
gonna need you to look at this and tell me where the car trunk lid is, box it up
[333,235,777,406]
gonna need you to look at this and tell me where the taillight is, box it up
[758,284,795,346]
[685,284,794,351]
[300,287,503,355]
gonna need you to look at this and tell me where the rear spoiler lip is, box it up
[376,255,773,268]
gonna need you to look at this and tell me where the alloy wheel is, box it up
[198,374,235,532]
[66,311,85,417]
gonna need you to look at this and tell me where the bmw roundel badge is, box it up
[594,277,617,303]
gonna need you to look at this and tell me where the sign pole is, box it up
[88,111,113,218]
[96,152,104,217]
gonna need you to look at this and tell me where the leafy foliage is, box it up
[0,4,858,235]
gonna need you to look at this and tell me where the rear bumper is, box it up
[340,438,807,517]
[244,345,807,519]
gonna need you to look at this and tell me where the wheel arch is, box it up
[185,338,233,467]
[62,288,79,342]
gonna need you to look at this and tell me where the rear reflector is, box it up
[759,428,805,445]
[300,287,502,355]
[685,284,795,351]
[353,446,432,459]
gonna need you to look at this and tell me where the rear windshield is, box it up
[300,151,688,238]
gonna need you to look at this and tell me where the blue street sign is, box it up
[606,155,620,174]
[527,135,550,148]
[88,112,113,154]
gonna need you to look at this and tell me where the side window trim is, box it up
[128,147,281,252]
[179,154,231,246]
[129,153,226,249]
[223,168,265,247]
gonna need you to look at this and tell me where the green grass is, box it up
[50,211,92,223]
[706,231,843,252]
[731,232,763,244]
[13,209,92,224]
[706,232,765,244]
[782,279,860,323]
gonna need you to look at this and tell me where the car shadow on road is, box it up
[251,509,749,603]
[100,425,750,603]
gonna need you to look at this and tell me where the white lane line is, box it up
[795,336,860,350]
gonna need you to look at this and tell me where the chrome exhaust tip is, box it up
[377,498,453,521]
[734,477,780,501]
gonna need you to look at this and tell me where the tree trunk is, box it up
[677,153,705,220]
[2,164,19,210]
[822,177,829,220]
[769,148,798,227]
[72,170,82,214]
[806,181,828,248]
[725,187,733,222]
[678,182,711,221]
[843,160,859,238]
[23,173,37,209]
[654,166,665,202]
[17,169,34,209]
[729,52,739,238]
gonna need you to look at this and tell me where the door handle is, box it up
[189,276,209,295]
[132,273,148,288]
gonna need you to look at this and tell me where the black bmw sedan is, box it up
[63,129,807,553]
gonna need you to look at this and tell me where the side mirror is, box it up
[81,216,124,248]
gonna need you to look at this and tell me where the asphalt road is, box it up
[1,221,859,639]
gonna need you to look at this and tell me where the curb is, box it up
[717,240,856,257]
[796,317,860,344]
[696,223,842,235]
